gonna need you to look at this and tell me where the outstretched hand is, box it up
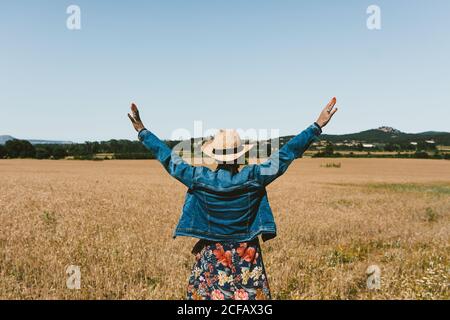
[128,103,145,132]
[316,97,338,128]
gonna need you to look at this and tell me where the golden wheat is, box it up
[0,158,449,299]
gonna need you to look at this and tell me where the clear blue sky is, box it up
[1,0,449,142]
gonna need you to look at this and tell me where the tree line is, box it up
[313,144,450,160]
[1,138,448,160]
[0,139,182,160]
[326,142,438,152]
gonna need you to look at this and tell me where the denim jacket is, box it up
[139,123,322,242]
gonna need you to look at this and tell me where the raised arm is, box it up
[128,103,199,189]
[255,97,338,186]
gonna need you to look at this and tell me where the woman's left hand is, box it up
[128,103,146,132]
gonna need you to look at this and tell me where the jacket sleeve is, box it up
[138,129,198,189]
[254,123,322,186]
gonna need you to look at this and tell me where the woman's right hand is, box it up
[128,103,146,132]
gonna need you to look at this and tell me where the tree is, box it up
[35,147,50,159]
[51,146,67,160]
[384,143,400,152]
[5,140,36,158]
[0,145,6,158]
[417,141,436,151]
[324,144,335,156]
[414,151,429,159]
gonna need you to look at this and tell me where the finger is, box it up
[131,103,138,113]
[135,109,141,121]
[329,107,338,117]
[325,97,337,110]
[131,103,141,121]
[128,113,136,123]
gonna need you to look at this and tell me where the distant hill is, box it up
[28,139,73,145]
[320,127,450,145]
[0,135,15,145]
[0,135,73,145]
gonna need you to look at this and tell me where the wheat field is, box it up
[0,158,449,300]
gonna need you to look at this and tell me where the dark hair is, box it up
[216,163,240,175]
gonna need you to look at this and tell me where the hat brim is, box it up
[201,141,254,162]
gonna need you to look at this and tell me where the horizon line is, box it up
[2,126,450,144]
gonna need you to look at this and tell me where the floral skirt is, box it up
[186,238,271,300]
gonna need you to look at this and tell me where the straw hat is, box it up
[201,129,254,163]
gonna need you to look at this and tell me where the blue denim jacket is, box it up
[139,123,321,242]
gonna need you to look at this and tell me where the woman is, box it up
[128,98,338,300]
